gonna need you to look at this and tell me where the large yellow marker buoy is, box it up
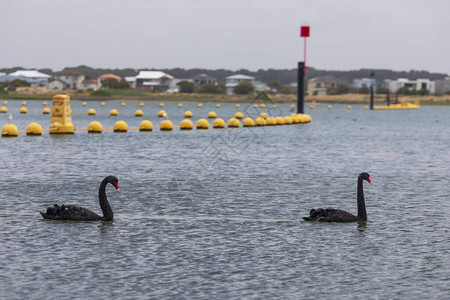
[49,95,75,134]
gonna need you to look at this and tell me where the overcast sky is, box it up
[2,0,449,74]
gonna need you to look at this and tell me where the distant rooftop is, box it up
[8,70,51,78]
[135,71,174,80]
[226,74,255,80]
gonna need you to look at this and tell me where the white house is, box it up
[8,70,51,88]
[134,71,174,92]
[48,79,66,90]
[386,78,435,94]
[54,70,85,90]
[225,74,255,94]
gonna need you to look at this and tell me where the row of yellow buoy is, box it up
[1,112,312,137]
[0,106,51,114]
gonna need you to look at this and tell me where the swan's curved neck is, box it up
[99,180,114,221]
[357,177,367,221]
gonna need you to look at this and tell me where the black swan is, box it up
[40,176,119,221]
[303,172,372,222]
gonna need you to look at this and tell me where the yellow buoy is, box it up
[20,107,28,114]
[196,118,209,129]
[49,95,75,134]
[26,122,43,136]
[304,114,312,123]
[100,102,105,106]
[243,117,255,127]
[227,117,240,128]
[113,120,128,132]
[1,123,19,137]
[255,117,266,126]
[160,119,173,131]
[87,121,103,133]
[139,120,153,132]
[207,111,216,118]
[234,112,244,119]
[0,106,7,113]
[197,103,203,107]
[347,105,352,110]
[235,104,240,108]
[135,109,143,117]
[260,112,268,119]
[310,105,315,109]
[364,106,369,110]
[184,111,193,118]
[22,101,27,106]
[88,108,96,115]
[43,101,47,106]
[290,105,295,109]
[297,114,307,123]
[328,105,332,109]
[266,117,277,126]
[260,103,267,108]
[177,103,183,107]
[3,101,7,105]
[139,102,144,107]
[82,102,87,106]
[110,109,118,116]
[216,103,221,108]
[160,103,164,107]
[158,110,166,117]
[212,118,225,128]
[275,116,284,125]
[253,104,258,108]
[283,116,293,124]
[180,119,194,130]
[121,102,126,107]
[273,104,278,108]
[291,115,300,124]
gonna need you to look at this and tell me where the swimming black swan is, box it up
[303,172,372,222]
[40,176,119,221]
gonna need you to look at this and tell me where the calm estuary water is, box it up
[0,100,449,299]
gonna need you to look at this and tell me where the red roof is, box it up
[98,74,122,81]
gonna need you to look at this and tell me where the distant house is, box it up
[253,81,270,92]
[225,74,255,94]
[7,70,51,88]
[386,78,435,94]
[307,76,345,96]
[83,79,99,90]
[54,70,85,90]
[97,74,122,88]
[350,78,376,89]
[134,71,174,92]
[48,79,66,90]
[434,77,450,95]
[192,74,217,86]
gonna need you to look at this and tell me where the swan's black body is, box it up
[40,176,119,221]
[303,172,372,222]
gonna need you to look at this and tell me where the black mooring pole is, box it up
[297,61,305,114]
[370,85,374,110]
[386,92,390,106]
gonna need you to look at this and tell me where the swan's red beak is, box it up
[366,177,372,185]
[113,182,120,192]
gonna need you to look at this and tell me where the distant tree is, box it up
[233,81,254,95]
[91,89,112,96]
[117,80,130,89]
[101,78,129,89]
[359,86,370,94]
[267,81,291,94]
[396,87,409,95]
[0,87,7,94]
[176,80,195,93]
[197,84,225,94]
[9,79,31,88]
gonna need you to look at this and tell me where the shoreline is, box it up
[2,87,450,105]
